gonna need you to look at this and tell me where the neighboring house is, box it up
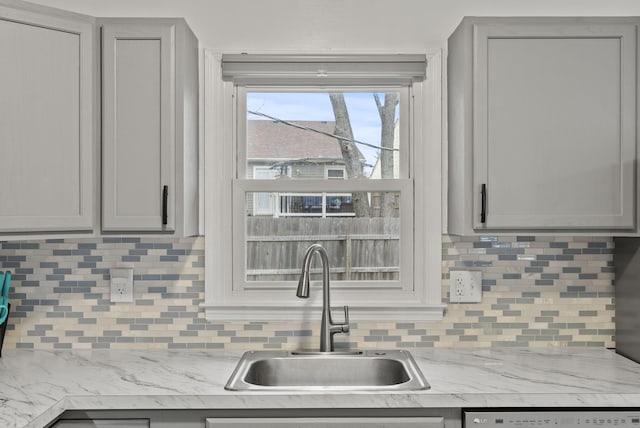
[247,120,366,217]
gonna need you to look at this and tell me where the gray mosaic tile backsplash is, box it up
[0,235,614,350]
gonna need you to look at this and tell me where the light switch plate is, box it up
[449,270,482,303]
[110,268,134,303]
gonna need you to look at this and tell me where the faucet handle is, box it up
[341,305,350,333]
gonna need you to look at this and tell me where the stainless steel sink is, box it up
[224,350,430,391]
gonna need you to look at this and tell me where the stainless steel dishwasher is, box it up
[464,409,640,427]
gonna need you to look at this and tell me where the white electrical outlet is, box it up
[449,270,482,303]
[110,268,134,303]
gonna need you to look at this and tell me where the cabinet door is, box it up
[102,24,176,232]
[0,5,93,232]
[473,23,636,230]
[53,420,149,428]
[206,417,444,428]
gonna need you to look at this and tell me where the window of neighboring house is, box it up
[322,167,352,216]
[203,53,444,321]
[325,166,346,179]
[253,162,352,218]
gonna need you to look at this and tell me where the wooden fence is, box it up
[246,217,400,281]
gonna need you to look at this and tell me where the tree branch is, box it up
[373,93,383,117]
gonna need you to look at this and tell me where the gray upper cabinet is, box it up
[448,18,637,235]
[0,1,94,233]
[101,19,199,235]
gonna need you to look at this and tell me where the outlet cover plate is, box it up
[110,267,134,303]
[449,270,482,303]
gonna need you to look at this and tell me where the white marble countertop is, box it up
[3,348,640,427]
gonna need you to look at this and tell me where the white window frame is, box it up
[203,51,444,321]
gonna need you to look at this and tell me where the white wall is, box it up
[28,0,640,51]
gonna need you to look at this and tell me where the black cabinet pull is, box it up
[162,185,168,225]
[480,183,487,224]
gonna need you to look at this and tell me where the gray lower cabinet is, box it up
[100,19,199,235]
[0,1,95,233]
[53,409,460,428]
[206,417,444,427]
[52,420,149,428]
[447,17,638,235]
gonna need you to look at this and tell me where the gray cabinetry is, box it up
[206,417,445,427]
[52,420,149,428]
[0,1,94,233]
[101,19,198,235]
[448,18,637,235]
[54,409,458,428]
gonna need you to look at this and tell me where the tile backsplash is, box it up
[0,235,614,350]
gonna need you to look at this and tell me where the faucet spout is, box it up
[296,269,310,298]
[297,244,350,352]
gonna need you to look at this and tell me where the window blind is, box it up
[221,54,427,85]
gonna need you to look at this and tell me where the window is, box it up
[325,166,346,180]
[203,53,444,321]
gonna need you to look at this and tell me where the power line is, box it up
[248,110,399,152]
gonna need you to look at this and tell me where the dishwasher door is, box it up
[464,410,640,427]
[207,417,444,428]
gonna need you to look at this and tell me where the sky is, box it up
[246,92,393,172]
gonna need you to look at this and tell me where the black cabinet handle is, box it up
[162,185,168,225]
[480,183,487,224]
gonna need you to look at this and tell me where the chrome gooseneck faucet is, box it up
[296,243,349,352]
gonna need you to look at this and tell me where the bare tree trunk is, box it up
[374,93,399,217]
[329,93,370,217]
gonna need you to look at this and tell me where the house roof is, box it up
[247,120,365,162]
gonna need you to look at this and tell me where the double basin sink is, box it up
[225,349,430,391]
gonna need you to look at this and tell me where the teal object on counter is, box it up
[0,271,10,325]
